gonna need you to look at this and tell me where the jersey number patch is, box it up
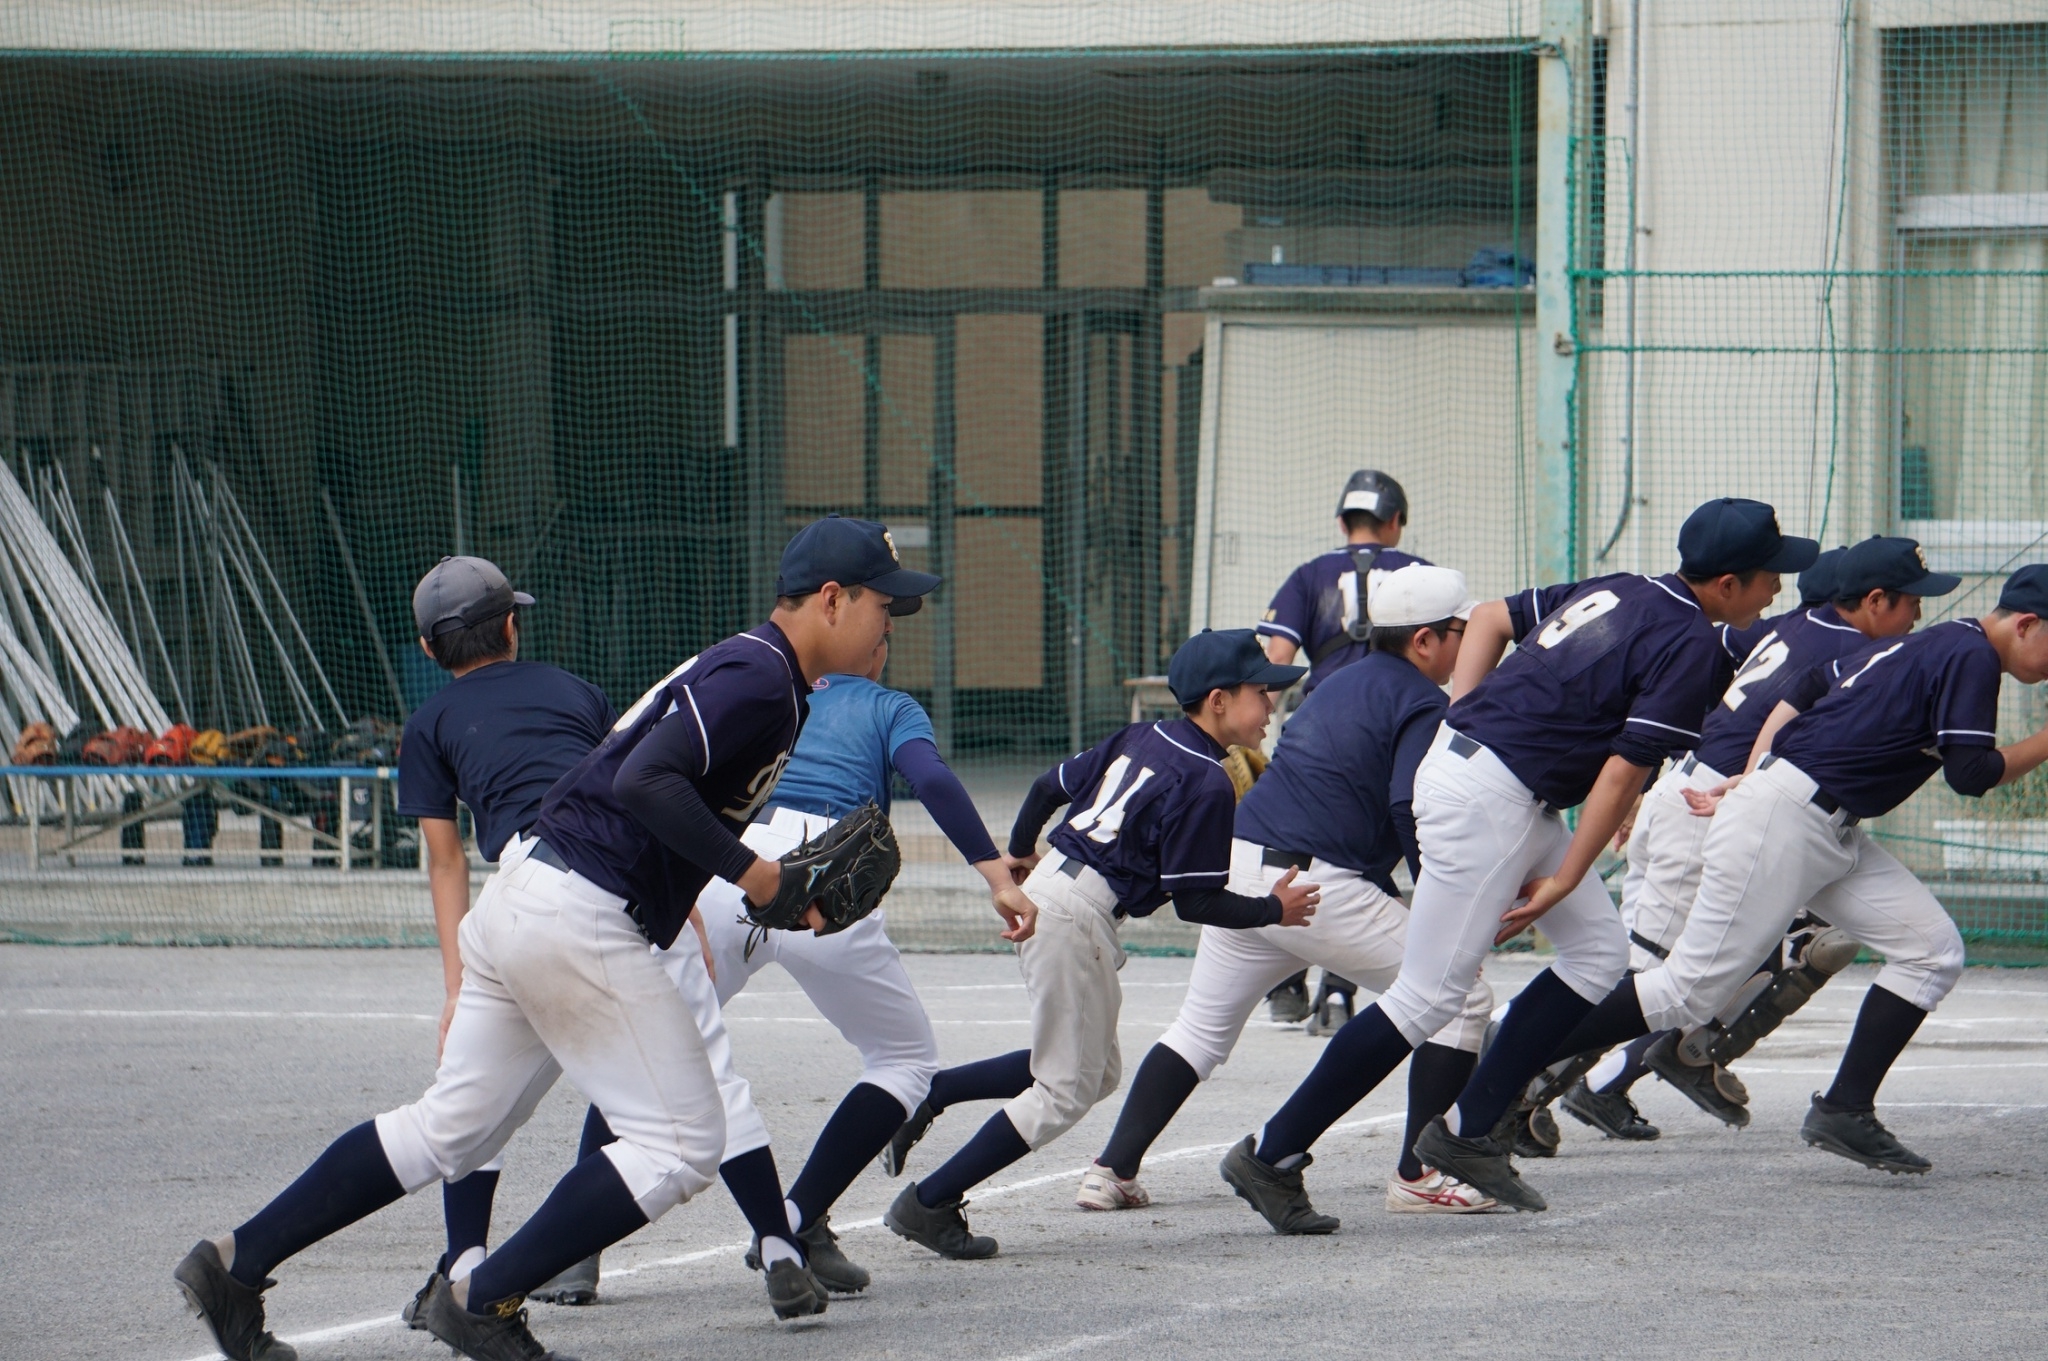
[1067,755,1156,845]
[1721,634,1788,710]
[1535,590,1622,650]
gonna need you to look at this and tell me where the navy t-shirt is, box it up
[1773,618,2003,818]
[1044,717,1240,918]
[1258,546,1427,690]
[1692,606,1868,776]
[531,624,809,947]
[1449,573,1737,808]
[1236,650,1445,891]
[397,661,615,862]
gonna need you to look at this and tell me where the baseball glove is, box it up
[741,802,901,948]
[1221,744,1267,801]
[11,721,58,765]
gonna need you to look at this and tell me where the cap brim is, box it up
[865,567,941,604]
[1900,570,1962,598]
[1758,536,1821,573]
[513,590,536,606]
[1250,659,1308,689]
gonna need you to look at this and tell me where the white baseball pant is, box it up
[1377,725,1631,1045]
[1004,851,1125,1149]
[1635,756,1965,1031]
[1156,839,1493,1080]
[1618,754,1728,971]
[375,837,727,1220]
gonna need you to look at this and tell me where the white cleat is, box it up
[1385,1168,1499,1214]
[1075,1163,1152,1211]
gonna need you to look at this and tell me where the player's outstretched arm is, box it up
[891,736,1036,938]
[421,816,470,1058]
[1991,725,2048,788]
[1498,754,1650,944]
[1450,599,1515,698]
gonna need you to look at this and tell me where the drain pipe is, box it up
[1597,0,1643,562]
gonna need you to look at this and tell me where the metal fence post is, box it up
[1537,0,1591,582]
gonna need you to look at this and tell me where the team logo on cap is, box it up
[1915,545,1929,570]
[883,529,901,563]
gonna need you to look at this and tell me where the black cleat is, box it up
[173,1240,297,1361]
[886,1181,1000,1259]
[1266,974,1312,1024]
[527,1254,600,1306]
[401,1265,439,1329]
[1561,1081,1662,1141]
[1644,1031,1750,1127]
[881,1098,937,1177]
[745,1215,870,1293]
[1218,1135,1339,1234]
[1516,1104,1562,1158]
[418,1275,576,1361]
[762,1257,829,1320]
[1414,1117,1546,1213]
[1801,1095,1931,1175]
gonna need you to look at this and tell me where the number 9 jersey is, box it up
[1691,603,1873,777]
[1448,573,1741,808]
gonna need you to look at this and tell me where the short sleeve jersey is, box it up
[530,624,809,948]
[1044,717,1240,918]
[762,674,935,819]
[1448,573,1737,808]
[1258,546,1427,691]
[1773,618,2003,819]
[397,661,615,862]
[1235,649,1446,891]
[1692,606,1869,776]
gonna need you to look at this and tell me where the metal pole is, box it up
[215,471,349,728]
[320,487,407,719]
[1536,0,1591,583]
[1596,0,1644,564]
[339,774,351,874]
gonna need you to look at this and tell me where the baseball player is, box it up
[1219,499,1810,1223]
[1256,469,1421,1023]
[393,557,615,1300]
[881,629,1318,1259]
[172,516,929,1361]
[1080,566,1498,1225]
[1547,563,2048,1174]
[550,627,1030,1299]
[1557,537,1949,1141]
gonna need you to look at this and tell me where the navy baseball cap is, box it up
[776,515,941,616]
[1997,564,2048,617]
[1167,628,1306,706]
[1677,499,1819,577]
[1835,535,1960,600]
[413,556,534,639]
[1798,546,1847,605]
[1338,469,1408,523]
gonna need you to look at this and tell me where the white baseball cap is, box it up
[1368,564,1476,628]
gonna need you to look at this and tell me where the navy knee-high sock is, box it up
[1451,969,1601,1137]
[915,1112,1031,1207]
[1599,1031,1663,1095]
[442,1169,500,1265]
[1254,1004,1413,1166]
[229,1121,404,1287]
[579,1104,616,1160]
[1822,985,1927,1111]
[1544,974,1651,1069]
[787,1083,909,1230]
[721,1145,798,1253]
[1400,1042,1476,1180]
[927,1050,1033,1112]
[1098,1045,1201,1180]
[464,1153,647,1311]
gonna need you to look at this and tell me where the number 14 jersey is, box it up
[1448,573,1739,810]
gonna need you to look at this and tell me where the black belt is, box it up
[1447,732,1560,814]
[1757,754,1859,826]
[1261,846,1315,871]
[1057,855,1087,880]
[1679,754,1699,776]
[1629,929,1671,961]
[526,837,570,874]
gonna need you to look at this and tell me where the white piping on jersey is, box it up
[1937,729,1997,739]
[681,687,713,775]
[1625,715,1703,738]
[735,628,805,734]
[1955,619,1986,634]
[1643,574,1701,610]
[1256,621,1304,643]
[1158,870,1229,880]
[1152,722,1224,767]
[1806,608,1859,634]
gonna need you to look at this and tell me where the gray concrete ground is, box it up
[3,945,2044,1361]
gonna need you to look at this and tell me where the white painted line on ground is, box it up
[1744,1061,2048,1074]
[9,1008,435,1021]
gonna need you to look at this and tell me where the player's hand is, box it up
[1001,851,1039,886]
[437,992,459,1061]
[1496,875,1572,945]
[993,884,1037,943]
[1683,775,1742,818]
[1272,866,1320,927]
[690,909,717,983]
[1611,795,1643,852]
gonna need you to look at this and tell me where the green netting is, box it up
[0,3,2042,959]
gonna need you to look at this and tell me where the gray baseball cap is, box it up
[413,556,534,639]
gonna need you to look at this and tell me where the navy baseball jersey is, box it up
[531,624,809,948]
[1044,717,1240,918]
[1449,573,1737,808]
[1691,606,1869,776]
[1236,649,1445,891]
[398,661,616,862]
[1773,618,2003,818]
[1258,546,1427,690]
